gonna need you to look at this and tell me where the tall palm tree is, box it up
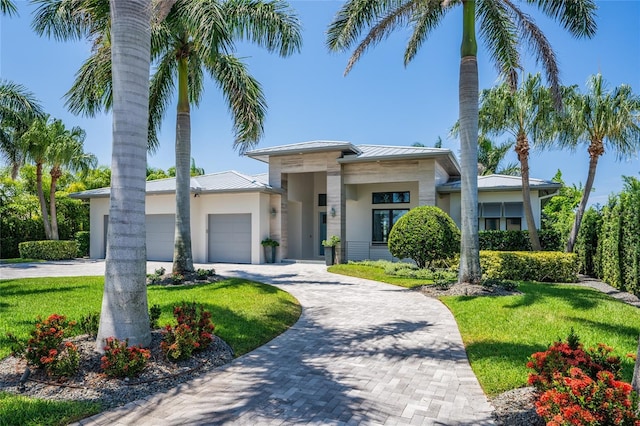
[478,73,557,250]
[561,74,640,253]
[326,0,596,283]
[0,80,44,178]
[97,0,153,349]
[477,135,519,176]
[33,0,302,275]
[21,116,95,240]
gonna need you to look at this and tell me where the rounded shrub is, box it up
[387,206,460,268]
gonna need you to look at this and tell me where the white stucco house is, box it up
[72,141,560,264]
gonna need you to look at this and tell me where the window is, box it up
[372,191,410,204]
[506,217,522,230]
[372,209,408,243]
[318,194,327,207]
[485,218,500,230]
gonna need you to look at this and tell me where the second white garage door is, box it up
[146,214,175,261]
[208,214,251,263]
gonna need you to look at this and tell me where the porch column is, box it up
[269,158,287,261]
[418,159,436,206]
[326,161,345,263]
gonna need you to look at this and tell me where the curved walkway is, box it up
[1,261,495,425]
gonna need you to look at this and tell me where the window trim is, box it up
[372,191,410,204]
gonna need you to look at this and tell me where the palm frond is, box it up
[31,0,109,42]
[64,38,112,116]
[404,0,448,65]
[527,0,597,38]
[503,0,561,108]
[477,0,520,90]
[327,0,406,52]
[187,53,204,108]
[0,80,44,126]
[178,0,233,56]
[1,0,17,16]
[222,0,302,57]
[206,54,266,152]
[148,52,177,153]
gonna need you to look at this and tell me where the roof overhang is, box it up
[246,141,360,163]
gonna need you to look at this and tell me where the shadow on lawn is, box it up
[501,282,606,311]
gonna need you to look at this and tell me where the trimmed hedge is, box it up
[75,231,90,257]
[479,229,562,252]
[480,250,579,283]
[575,207,602,276]
[18,240,79,260]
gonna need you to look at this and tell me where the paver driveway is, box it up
[1,261,495,425]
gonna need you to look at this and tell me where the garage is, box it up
[146,214,175,261]
[208,214,251,263]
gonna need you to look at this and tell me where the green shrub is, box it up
[100,337,151,378]
[575,207,602,276]
[480,250,578,282]
[388,206,460,268]
[79,312,100,337]
[479,229,562,251]
[75,231,90,257]
[18,240,79,260]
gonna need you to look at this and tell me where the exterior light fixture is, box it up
[330,207,336,217]
[271,207,277,217]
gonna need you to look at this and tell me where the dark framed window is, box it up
[506,217,522,230]
[372,191,410,204]
[372,209,409,243]
[485,218,500,230]
[318,193,327,206]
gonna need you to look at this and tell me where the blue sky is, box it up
[1,1,639,206]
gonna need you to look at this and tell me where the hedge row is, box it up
[480,250,579,283]
[18,240,79,260]
[479,229,562,252]
[577,177,640,295]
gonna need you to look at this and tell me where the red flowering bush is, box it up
[161,302,215,362]
[527,331,622,391]
[19,314,80,377]
[535,368,640,426]
[101,337,151,378]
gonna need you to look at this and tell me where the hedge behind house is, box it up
[479,229,562,251]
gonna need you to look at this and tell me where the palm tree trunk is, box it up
[173,56,195,275]
[566,138,602,252]
[96,0,152,350]
[458,0,481,284]
[515,133,541,251]
[49,167,61,240]
[36,162,52,240]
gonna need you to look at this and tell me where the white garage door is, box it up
[208,214,251,263]
[146,214,175,261]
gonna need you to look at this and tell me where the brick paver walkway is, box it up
[1,261,495,425]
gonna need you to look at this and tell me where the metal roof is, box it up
[246,140,360,163]
[70,170,276,199]
[437,174,562,193]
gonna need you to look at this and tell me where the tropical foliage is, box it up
[541,170,582,246]
[559,74,640,252]
[326,0,597,283]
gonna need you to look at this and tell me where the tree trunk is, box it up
[49,166,61,240]
[566,138,603,252]
[35,162,52,240]
[96,0,152,351]
[457,0,481,284]
[172,56,195,275]
[632,335,640,397]
[515,132,541,251]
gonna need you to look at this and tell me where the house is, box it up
[72,141,560,264]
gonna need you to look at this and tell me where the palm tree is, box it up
[97,0,153,349]
[0,0,17,15]
[46,127,97,239]
[477,73,558,250]
[561,74,640,253]
[327,0,596,283]
[21,116,95,240]
[477,136,519,176]
[33,0,302,275]
[0,80,44,178]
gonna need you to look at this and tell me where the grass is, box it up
[330,263,640,396]
[328,264,429,288]
[0,392,101,426]
[0,258,44,265]
[0,275,301,425]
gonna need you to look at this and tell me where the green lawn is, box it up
[327,264,429,288]
[0,275,301,425]
[329,263,640,396]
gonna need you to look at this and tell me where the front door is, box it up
[319,212,327,255]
